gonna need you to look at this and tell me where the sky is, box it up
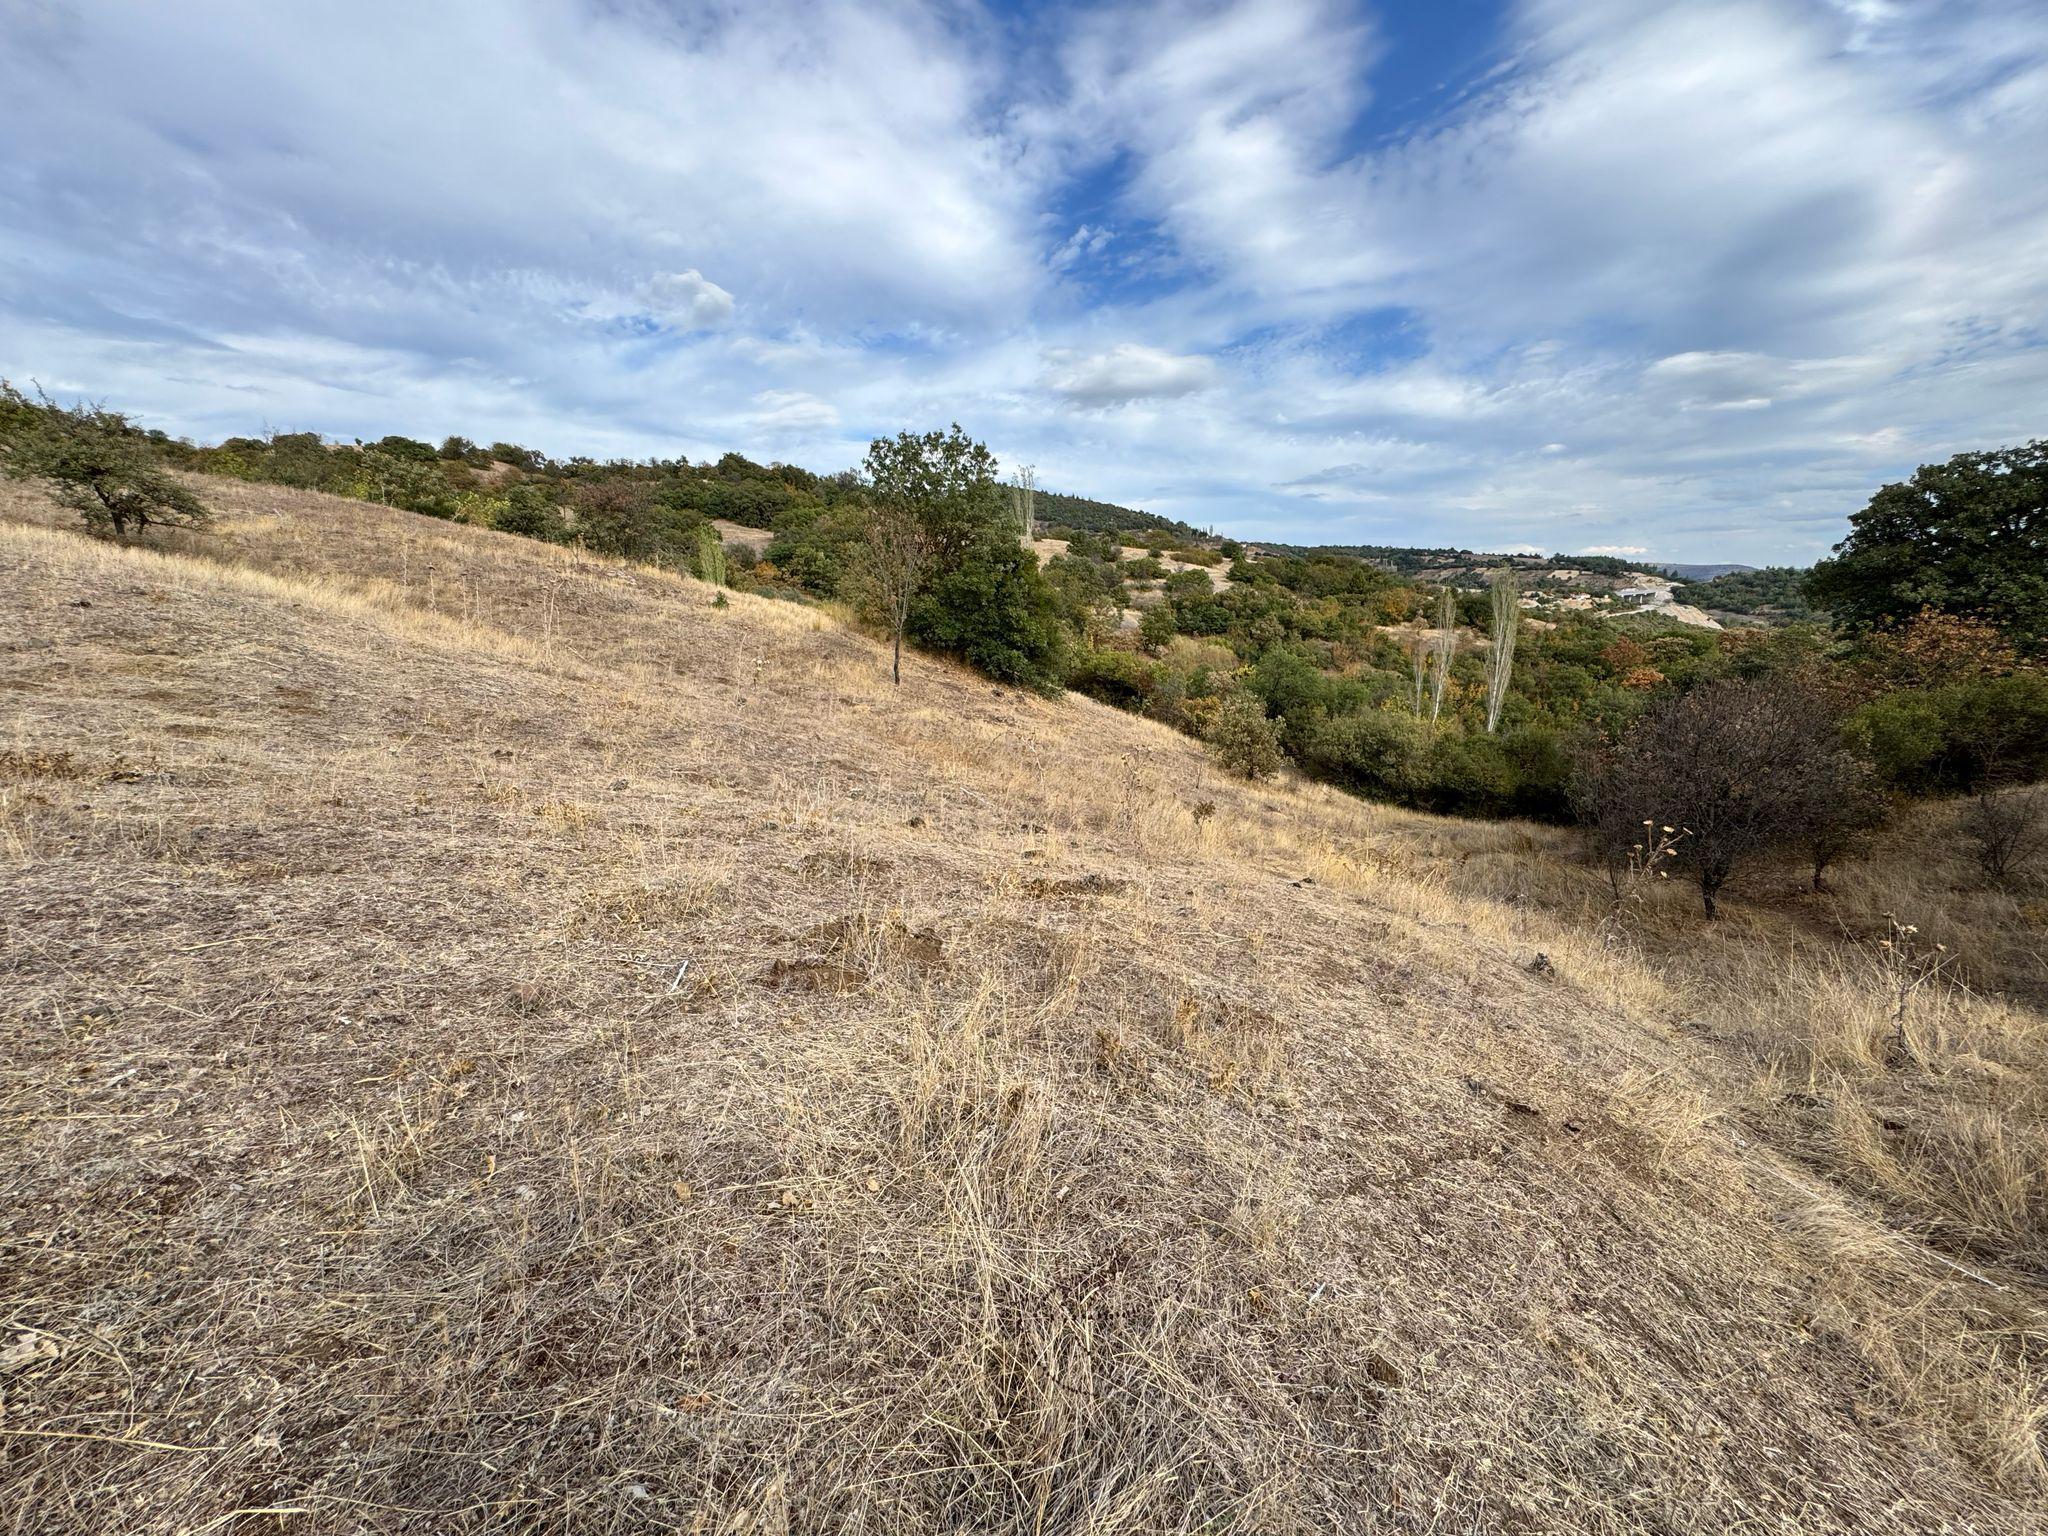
[3,0,2045,562]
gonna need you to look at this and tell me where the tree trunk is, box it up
[1700,880,1720,919]
[892,625,902,686]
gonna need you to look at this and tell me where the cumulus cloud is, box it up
[1582,544,1649,557]
[1051,224,1115,270]
[1043,343,1218,405]
[644,271,735,330]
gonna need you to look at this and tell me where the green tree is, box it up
[863,425,1005,565]
[570,478,660,558]
[0,381,208,537]
[494,484,568,543]
[907,535,1066,691]
[696,523,728,587]
[1138,603,1178,654]
[1209,692,1285,780]
[1808,442,2047,653]
[1849,673,2048,793]
[855,425,1007,684]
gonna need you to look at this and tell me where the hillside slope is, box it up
[2,478,2042,1534]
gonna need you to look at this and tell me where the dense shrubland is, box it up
[3,384,2041,910]
[1673,564,1817,619]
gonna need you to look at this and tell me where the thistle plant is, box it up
[1601,819,1687,945]
[1878,912,1953,1061]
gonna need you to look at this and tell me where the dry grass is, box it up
[2,476,2044,1533]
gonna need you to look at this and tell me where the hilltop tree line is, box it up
[3,381,2042,912]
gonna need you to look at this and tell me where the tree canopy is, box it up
[861,425,1006,567]
[1807,441,2047,653]
[0,381,208,537]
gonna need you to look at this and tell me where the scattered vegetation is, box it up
[2,384,2041,920]
[0,381,209,537]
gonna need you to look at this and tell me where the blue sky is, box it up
[3,0,2045,562]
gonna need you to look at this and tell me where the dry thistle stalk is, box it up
[1601,819,1687,946]
[1878,911,1954,1060]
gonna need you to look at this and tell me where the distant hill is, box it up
[1263,543,1646,585]
[1032,488,1201,543]
[1656,562,1758,581]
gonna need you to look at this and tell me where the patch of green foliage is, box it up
[1674,566,1816,619]
[1809,440,2047,654]
[0,381,209,537]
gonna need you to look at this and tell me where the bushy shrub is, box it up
[494,484,569,542]
[569,479,688,560]
[907,536,1066,691]
[372,435,439,464]
[351,449,461,518]
[1138,604,1177,653]
[1302,708,1425,800]
[1209,693,1284,780]
[1065,648,1153,710]
[489,442,545,472]
[1420,732,1518,815]
[1850,672,2048,793]
[1497,725,1574,820]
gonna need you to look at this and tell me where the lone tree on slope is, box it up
[855,424,1006,684]
[1578,675,1878,918]
[0,381,208,538]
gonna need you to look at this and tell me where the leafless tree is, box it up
[1408,623,1431,717]
[1428,588,1456,726]
[853,497,936,686]
[1577,675,1878,918]
[1965,786,2044,884]
[1009,465,1036,543]
[1484,570,1519,734]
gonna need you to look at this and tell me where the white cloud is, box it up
[4,0,2046,563]
[1051,224,1114,269]
[644,270,734,330]
[751,390,840,433]
[1042,343,1217,405]
[1582,544,1649,557]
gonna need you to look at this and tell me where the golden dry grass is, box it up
[2,475,2044,1533]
